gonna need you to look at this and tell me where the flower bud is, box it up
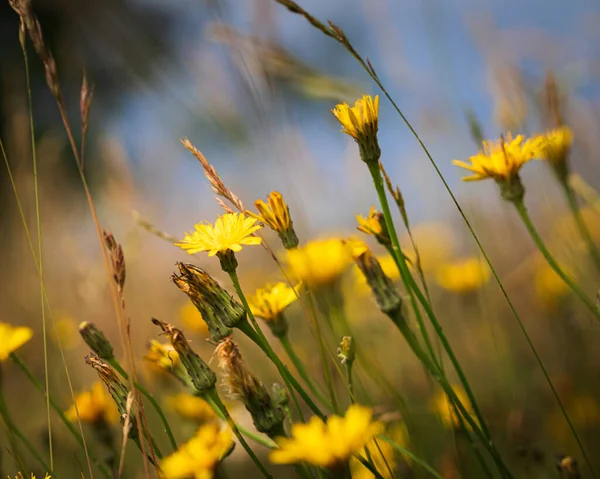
[337,336,355,366]
[79,321,114,360]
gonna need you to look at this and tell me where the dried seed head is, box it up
[172,263,245,341]
[216,338,285,437]
[151,318,216,394]
[103,230,126,292]
[79,321,114,360]
[80,71,94,137]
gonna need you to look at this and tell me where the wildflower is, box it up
[160,422,234,479]
[435,257,490,294]
[353,255,399,295]
[172,263,245,341]
[432,386,476,430]
[556,455,580,478]
[248,282,299,337]
[337,336,355,366]
[152,319,217,395]
[65,381,120,424]
[216,337,285,437]
[0,322,33,361]
[79,322,114,360]
[145,340,188,384]
[533,126,574,181]
[452,133,538,202]
[175,212,262,271]
[165,394,217,424]
[270,404,384,468]
[249,191,299,249]
[356,206,390,246]
[332,95,381,164]
[286,238,353,287]
[179,303,210,337]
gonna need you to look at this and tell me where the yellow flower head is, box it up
[286,238,353,287]
[179,303,210,337]
[145,340,180,373]
[65,381,120,424]
[270,404,384,468]
[248,282,299,321]
[432,386,477,430]
[160,422,233,479]
[534,126,573,167]
[351,423,410,479]
[165,394,217,424]
[356,206,390,246]
[175,212,262,256]
[452,133,537,183]
[435,257,490,294]
[332,95,379,142]
[249,192,299,249]
[0,322,33,361]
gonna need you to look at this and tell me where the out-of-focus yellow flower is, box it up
[432,386,476,430]
[534,260,570,307]
[51,314,79,350]
[435,257,490,294]
[165,394,217,424]
[179,303,210,337]
[65,381,120,424]
[286,238,353,287]
[160,422,233,479]
[533,126,573,168]
[175,212,262,256]
[248,282,299,321]
[356,206,390,246]
[351,423,411,479]
[249,192,299,249]
[452,133,537,182]
[331,95,379,143]
[549,395,600,444]
[402,223,456,274]
[145,340,180,373]
[0,322,33,361]
[270,404,384,468]
[554,206,600,246]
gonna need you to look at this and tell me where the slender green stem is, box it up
[205,389,273,479]
[208,401,277,449]
[279,335,330,407]
[108,358,178,452]
[11,354,113,478]
[562,180,600,274]
[229,270,325,420]
[378,435,444,479]
[355,455,385,479]
[515,199,600,320]
[344,363,354,404]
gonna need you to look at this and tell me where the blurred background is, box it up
[3,0,600,477]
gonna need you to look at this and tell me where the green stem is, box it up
[108,358,178,452]
[562,180,600,274]
[229,271,325,420]
[378,435,444,479]
[11,354,113,478]
[514,199,600,321]
[279,335,330,407]
[344,363,354,404]
[205,389,273,479]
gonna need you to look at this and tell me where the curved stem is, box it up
[108,358,178,452]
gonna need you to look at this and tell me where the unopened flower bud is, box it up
[79,322,114,360]
[217,249,238,273]
[249,192,299,249]
[337,336,355,366]
[152,318,216,394]
[271,383,289,408]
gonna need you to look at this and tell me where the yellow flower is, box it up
[356,206,390,245]
[65,381,120,424]
[248,282,299,321]
[180,303,210,337]
[402,223,456,274]
[435,257,490,294]
[432,386,476,430]
[165,394,217,423]
[351,423,410,479]
[0,322,33,361]
[249,192,298,249]
[286,238,353,287]
[145,340,180,373]
[534,260,570,307]
[175,212,262,256]
[332,95,379,142]
[160,422,233,479]
[534,126,573,167]
[270,404,384,468]
[452,133,537,182]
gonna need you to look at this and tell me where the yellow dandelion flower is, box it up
[175,212,262,256]
[432,386,477,430]
[435,257,490,294]
[249,192,298,249]
[145,340,181,373]
[65,381,120,424]
[332,95,379,142]
[165,394,217,424]
[160,422,233,479]
[286,238,353,287]
[356,206,390,246]
[248,282,299,321]
[180,303,210,337]
[534,126,573,168]
[0,322,33,361]
[270,404,384,468]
